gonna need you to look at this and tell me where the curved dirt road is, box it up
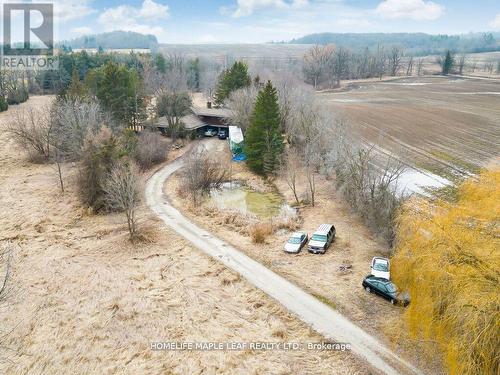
[146,149,423,375]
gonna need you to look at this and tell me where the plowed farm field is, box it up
[320,76,500,179]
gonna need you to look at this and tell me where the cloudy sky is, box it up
[7,0,500,43]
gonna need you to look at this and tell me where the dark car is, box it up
[218,129,227,140]
[362,275,410,306]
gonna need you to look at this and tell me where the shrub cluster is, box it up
[134,130,169,170]
[7,86,29,105]
[0,96,8,112]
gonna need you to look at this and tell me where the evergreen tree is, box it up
[86,62,145,127]
[245,81,284,175]
[442,50,454,75]
[214,61,251,106]
[155,54,167,74]
[187,58,201,91]
[65,68,88,100]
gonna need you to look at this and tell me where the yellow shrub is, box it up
[392,169,500,375]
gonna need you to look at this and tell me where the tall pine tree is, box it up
[65,68,88,100]
[442,50,454,75]
[245,81,284,175]
[86,62,145,127]
[214,61,251,106]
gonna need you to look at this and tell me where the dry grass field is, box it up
[0,97,372,375]
[320,75,500,179]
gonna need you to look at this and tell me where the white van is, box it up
[308,224,336,254]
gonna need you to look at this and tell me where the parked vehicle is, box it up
[204,128,217,137]
[218,129,227,140]
[370,257,390,279]
[308,224,336,254]
[284,232,308,253]
[362,275,410,306]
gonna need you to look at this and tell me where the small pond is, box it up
[210,182,289,219]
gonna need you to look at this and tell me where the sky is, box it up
[4,0,500,44]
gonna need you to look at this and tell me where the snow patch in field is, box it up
[329,98,401,103]
[329,98,362,103]
[397,169,450,195]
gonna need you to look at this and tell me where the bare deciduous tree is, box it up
[457,54,467,75]
[483,60,494,75]
[156,90,192,140]
[330,47,350,87]
[182,147,229,204]
[469,60,477,73]
[333,144,405,243]
[374,45,386,80]
[49,98,107,193]
[280,150,301,205]
[285,88,319,147]
[165,53,188,92]
[51,98,105,160]
[406,56,414,76]
[200,61,222,100]
[7,107,53,162]
[156,90,192,126]
[303,141,320,207]
[303,45,334,89]
[103,160,140,240]
[274,72,305,132]
[142,57,168,95]
[416,58,424,76]
[225,86,258,131]
[388,47,404,76]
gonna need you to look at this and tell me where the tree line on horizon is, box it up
[288,32,500,56]
[58,31,159,51]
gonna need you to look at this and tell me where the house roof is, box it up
[155,114,205,130]
[182,114,205,130]
[191,92,231,118]
[191,106,231,118]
